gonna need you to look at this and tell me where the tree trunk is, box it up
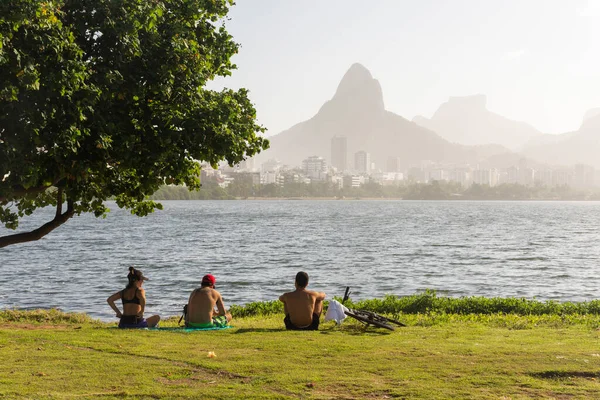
[0,192,75,248]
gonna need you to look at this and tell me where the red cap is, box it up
[201,274,216,286]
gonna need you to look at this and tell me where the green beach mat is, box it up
[151,326,233,332]
[108,326,233,331]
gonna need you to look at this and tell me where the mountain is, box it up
[412,95,542,150]
[583,108,600,123]
[521,130,578,149]
[262,64,508,169]
[522,110,600,168]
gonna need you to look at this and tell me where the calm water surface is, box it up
[1,200,600,320]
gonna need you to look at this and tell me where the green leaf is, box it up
[0,0,267,246]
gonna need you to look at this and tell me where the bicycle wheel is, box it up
[353,310,398,328]
[354,309,406,327]
[344,310,395,331]
[380,315,406,327]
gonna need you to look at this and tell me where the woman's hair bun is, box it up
[129,266,135,274]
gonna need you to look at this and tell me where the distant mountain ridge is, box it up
[522,111,600,168]
[263,64,509,169]
[583,108,600,124]
[412,95,542,150]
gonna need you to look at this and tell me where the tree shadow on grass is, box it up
[530,370,600,380]
[233,326,390,336]
[337,327,392,336]
[323,323,393,336]
[234,328,286,334]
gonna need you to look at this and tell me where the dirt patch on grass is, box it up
[514,385,584,400]
[312,382,399,399]
[530,370,600,380]
[156,373,221,386]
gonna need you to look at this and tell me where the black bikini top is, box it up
[121,289,140,305]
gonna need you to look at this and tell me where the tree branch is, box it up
[0,177,65,202]
[55,187,63,218]
[0,198,75,248]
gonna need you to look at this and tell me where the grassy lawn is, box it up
[2,312,600,399]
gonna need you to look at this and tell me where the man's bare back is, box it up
[279,272,326,330]
[187,287,224,324]
[186,274,232,326]
[279,288,326,327]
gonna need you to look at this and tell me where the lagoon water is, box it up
[1,200,600,321]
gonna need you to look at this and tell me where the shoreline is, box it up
[5,292,600,323]
[236,196,402,200]
[152,196,600,201]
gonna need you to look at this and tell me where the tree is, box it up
[0,0,268,247]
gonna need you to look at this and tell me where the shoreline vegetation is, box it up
[3,293,600,398]
[7,291,600,323]
[149,180,600,201]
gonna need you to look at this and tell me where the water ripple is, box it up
[2,200,600,320]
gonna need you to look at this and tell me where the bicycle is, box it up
[341,287,406,331]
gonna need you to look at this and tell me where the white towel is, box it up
[325,300,349,325]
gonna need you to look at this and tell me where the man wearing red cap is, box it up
[185,274,232,328]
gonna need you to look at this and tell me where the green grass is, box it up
[3,308,600,399]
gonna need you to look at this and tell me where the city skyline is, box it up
[222,149,599,191]
[260,62,600,173]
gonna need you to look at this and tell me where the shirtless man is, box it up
[279,271,326,330]
[186,274,232,328]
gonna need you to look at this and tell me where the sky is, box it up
[209,0,600,136]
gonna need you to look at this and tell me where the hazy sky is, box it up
[209,0,600,136]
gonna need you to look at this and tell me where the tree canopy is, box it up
[0,0,268,247]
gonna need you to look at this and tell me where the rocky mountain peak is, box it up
[443,94,488,111]
[331,63,384,111]
[582,108,600,125]
[580,110,600,134]
[413,94,540,150]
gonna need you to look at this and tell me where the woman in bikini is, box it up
[107,267,160,328]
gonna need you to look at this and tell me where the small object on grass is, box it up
[306,382,314,388]
[208,351,217,358]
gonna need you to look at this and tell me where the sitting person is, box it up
[279,271,326,330]
[185,274,232,328]
[107,267,160,328]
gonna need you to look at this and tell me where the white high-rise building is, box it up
[386,157,402,173]
[354,151,371,174]
[429,168,448,182]
[574,164,595,188]
[490,168,499,187]
[518,168,535,186]
[331,136,347,172]
[507,166,519,184]
[473,169,491,186]
[236,157,255,172]
[536,170,554,187]
[449,168,472,187]
[261,159,282,173]
[302,156,328,180]
[260,171,279,185]
[553,169,573,186]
